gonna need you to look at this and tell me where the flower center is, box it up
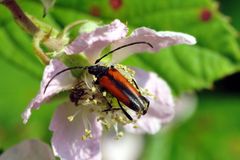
[67,64,151,139]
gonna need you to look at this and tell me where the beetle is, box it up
[44,41,153,120]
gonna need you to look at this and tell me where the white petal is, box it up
[22,59,75,124]
[111,27,196,63]
[49,102,102,160]
[0,139,54,160]
[124,116,162,134]
[102,133,144,160]
[65,19,128,64]
[125,68,174,134]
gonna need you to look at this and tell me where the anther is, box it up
[93,75,97,82]
[91,87,97,93]
[115,131,124,140]
[67,115,74,122]
[67,109,81,122]
[102,91,107,97]
[93,99,98,104]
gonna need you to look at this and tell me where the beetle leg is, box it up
[93,85,113,110]
[140,96,150,115]
[132,79,139,90]
[102,108,121,112]
[105,98,113,109]
[141,96,150,107]
[101,96,117,112]
[132,80,150,115]
[117,99,133,121]
[101,98,122,113]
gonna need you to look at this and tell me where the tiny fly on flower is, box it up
[44,41,153,120]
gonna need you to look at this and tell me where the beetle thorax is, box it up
[87,65,108,78]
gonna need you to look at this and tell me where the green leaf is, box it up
[0,1,57,149]
[141,93,240,160]
[0,0,240,151]
[0,25,42,79]
[0,57,55,149]
[47,0,240,94]
[218,0,240,30]
[124,45,237,94]
[2,0,239,94]
[40,0,56,17]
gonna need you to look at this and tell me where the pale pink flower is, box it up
[0,139,55,160]
[22,19,196,160]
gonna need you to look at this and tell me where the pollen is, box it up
[82,129,93,140]
[93,99,98,104]
[66,64,148,135]
[115,131,124,140]
[102,91,107,97]
[67,115,75,122]
[93,75,97,82]
[115,115,128,124]
[115,64,135,82]
[85,98,90,103]
[133,125,138,128]
[91,87,97,93]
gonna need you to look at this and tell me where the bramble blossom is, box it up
[22,19,196,160]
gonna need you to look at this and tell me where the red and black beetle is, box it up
[44,41,153,120]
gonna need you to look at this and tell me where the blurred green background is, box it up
[0,0,240,159]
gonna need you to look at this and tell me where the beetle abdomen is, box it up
[99,68,142,112]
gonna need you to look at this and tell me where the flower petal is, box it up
[124,115,162,134]
[49,102,102,160]
[0,139,54,160]
[65,19,128,64]
[22,59,75,124]
[124,68,174,134]
[102,133,144,160]
[111,27,196,63]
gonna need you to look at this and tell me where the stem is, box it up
[1,0,50,64]
[1,0,39,35]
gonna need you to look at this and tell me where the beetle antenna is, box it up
[43,66,87,94]
[95,41,153,64]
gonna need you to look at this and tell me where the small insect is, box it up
[69,81,87,106]
[44,41,153,120]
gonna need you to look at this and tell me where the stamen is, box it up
[67,109,81,122]
[115,131,124,140]
[67,116,74,122]
[100,118,111,130]
[83,72,92,89]
[93,99,98,104]
[66,63,151,133]
[113,123,124,139]
[82,129,93,140]
[91,87,97,93]
[141,88,154,97]
[85,98,90,103]
[133,125,138,129]
[115,64,135,82]
[102,91,107,97]
[81,112,93,140]
[115,115,127,124]
[92,75,97,82]
[113,123,119,134]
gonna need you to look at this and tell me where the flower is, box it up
[22,19,196,160]
[0,139,55,160]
